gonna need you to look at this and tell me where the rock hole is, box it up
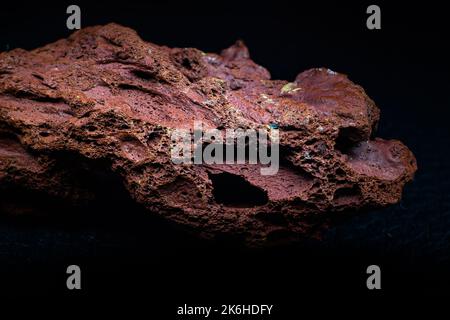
[10,90,64,103]
[208,172,268,207]
[333,185,361,206]
[335,168,346,177]
[335,127,364,154]
[86,125,97,132]
[181,58,193,70]
[132,69,157,82]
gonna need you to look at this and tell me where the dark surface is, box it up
[0,0,449,304]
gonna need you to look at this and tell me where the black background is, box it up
[0,0,449,309]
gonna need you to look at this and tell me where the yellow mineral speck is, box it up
[281,82,301,94]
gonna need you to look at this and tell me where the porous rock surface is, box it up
[0,24,417,245]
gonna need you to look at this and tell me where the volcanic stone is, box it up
[0,24,417,245]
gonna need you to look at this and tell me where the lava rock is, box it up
[0,24,416,245]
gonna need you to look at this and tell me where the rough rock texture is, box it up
[0,24,416,245]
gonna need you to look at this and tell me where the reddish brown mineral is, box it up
[0,24,416,245]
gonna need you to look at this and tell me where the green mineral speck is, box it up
[268,123,279,129]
